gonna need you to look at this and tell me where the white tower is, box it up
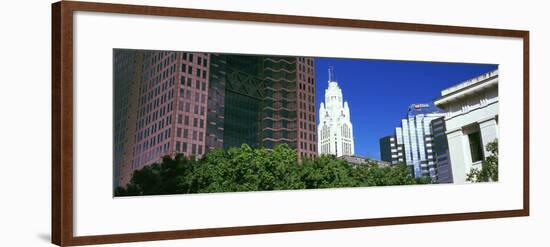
[318,67,355,157]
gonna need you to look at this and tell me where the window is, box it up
[468,131,484,162]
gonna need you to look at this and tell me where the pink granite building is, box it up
[296,57,317,159]
[114,50,210,186]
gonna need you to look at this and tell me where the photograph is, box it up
[41,1,534,245]
[113,49,499,197]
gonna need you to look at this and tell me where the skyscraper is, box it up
[380,104,444,180]
[205,54,317,159]
[317,67,355,157]
[114,50,210,186]
[400,104,444,179]
[114,50,317,187]
[379,135,405,165]
[113,49,144,188]
[430,116,453,183]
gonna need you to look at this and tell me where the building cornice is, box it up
[434,70,498,107]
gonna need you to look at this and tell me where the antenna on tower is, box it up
[328,66,336,82]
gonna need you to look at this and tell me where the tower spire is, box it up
[328,66,336,82]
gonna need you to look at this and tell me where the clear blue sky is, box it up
[314,58,497,159]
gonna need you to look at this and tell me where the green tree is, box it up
[466,140,499,182]
[115,144,433,196]
[299,155,356,189]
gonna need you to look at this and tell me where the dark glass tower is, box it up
[206,54,317,159]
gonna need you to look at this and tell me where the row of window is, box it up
[342,142,352,155]
[144,51,177,69]
[137,101,174,130]
[299,152,316,159]
[180,76,208,91]
[177,100,206,116]
[175,142,204,156]
[299,121,315,132]
[299,131,316,142]
[298,81,314,93]
[299,141,316,152]
[132,141,171,169]
[299,111,315,123]
[298,63,314,75]
[176,128,204,142]
[181,64,208,80]
[136,112,173,142]
[299,101,315,113]
[136,127,172,154]
[177,114,205,129]
[181,52,209,67]
[139,74,175,107]
[297,57,314,66]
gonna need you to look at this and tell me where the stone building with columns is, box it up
[434,69,499,184]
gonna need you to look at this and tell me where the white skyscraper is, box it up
[389,104,445,179]
[318,67,354,157]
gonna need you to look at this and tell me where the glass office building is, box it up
[206,54,317,159]
[380,104,444,180]
[431,116,453,183]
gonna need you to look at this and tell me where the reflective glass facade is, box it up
[206,55,316,158]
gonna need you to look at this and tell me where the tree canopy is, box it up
[115,144,431,197]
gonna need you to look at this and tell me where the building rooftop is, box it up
[440,69,499,96]
[340,155,391,167]
[406,103,442,117]
[435,69,499,107]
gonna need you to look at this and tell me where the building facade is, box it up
[114,50,210,186]
[317,67,355,157]
[114,50,317,187]
[400,105,444,179]
[381,104,444,180]
[434,69,499,184]
[113,50,143,188]
[379,135,405,165]
[430,116,453,183]
[205,55,317,159]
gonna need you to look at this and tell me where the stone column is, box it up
[447,129,467,184]
[479,117,498,158]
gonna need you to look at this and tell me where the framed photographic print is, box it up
[52,1,529,246]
